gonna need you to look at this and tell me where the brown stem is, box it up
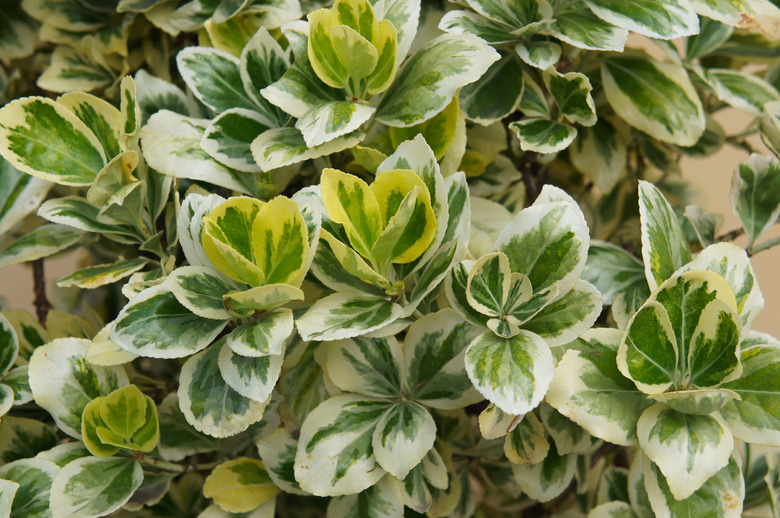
[716,227,744,242]
[32,259,50,326]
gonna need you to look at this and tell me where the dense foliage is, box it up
[2,0,780,516]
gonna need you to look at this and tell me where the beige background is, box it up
[0,111,778,336]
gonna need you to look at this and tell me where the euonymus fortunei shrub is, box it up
[2,0,780,516]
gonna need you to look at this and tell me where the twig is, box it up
[32,259,50,326]
[716,228,744,242]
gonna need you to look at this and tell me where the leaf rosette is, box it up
[307,0,398,99]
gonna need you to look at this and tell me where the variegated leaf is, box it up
[56,258,148,290]
[698,68,780,117]
[201,108,271,173]
[459,53,524,126]
[373,0,420,61]
[438,9,515,45]
[504,411,549,464]
[112,284,227,358]
[548,328,649,446]
[583,240,645,305]
[509,118,577,154]
[326,335,403,398]
[493,185,589,294]
[251,127,365,171]
[404,309,482,409]
[0,159,52,236]
[376,33,499,127]
[203,457,278,513]
[177,46,258,113]
[156,394,219,462]
[373,401,436,479]
[56,91,121,160]
[720,345,780,446]
[539,404,593,455]
[0,97,106,186]
[134,69,198,122]
[0,458,59,518]
[255,427,306,495]
[547,3,628,51]
[512,441,576,502]
[140,110,257,194]
[602,56,704,146]
[0,415,57,465]
[465,330,554,415]
[589,501,638,518]
[0,1,38,60]
[240,27,290,126]
[585,0,699,39]
[543,69,596,127]
[295,394,391,496]
[638,180,692,291]
[49,457,142,518]
[643,454,743,518]
[0,223,83,268]
[327,474,404,517]
[218,342,283,402]
[28,338,128,439]
[297,101,375,148]
[637,403,733,500]
[165,266,234,320]
[570,117,627,192]
[225,309,294,357]
[297,293,402,341]
[689,0,780,37]
[730,154,780,249]
[178,342,269,438]
[0,314,17,377]
[522,280,602,347]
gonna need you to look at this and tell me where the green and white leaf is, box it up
[0,159,52,235]
[295,394,391,496]
[689,0,780,38]
[156,394,219,462]
[251,127,365,171]
[0,458,59,518]
[700,68,780,117]
[296,101,376,148]
[201,108,271,173]
[0,223,83,268]
[0,97,107,186]
[140,110,257,194]
[543,69,596,126]
[637,403,733,500]
[0,314,17,376]
[512,442,576,502]
[589,502,638,518]
[218,342,283,403]
[372,401,436,479]
[373,0,421,61]
[28,338,128,439]
[164,266,234,320]
[297,293,402,342]
[239,27,290,125]
[438,9,515,45]
[493,186,589,294]
[57,258,148,290]
[509,118,577,154]
[56,91,121,160]
[643,455,744,518]
[177,46,258,113]
[134,69,199,122]
[522,280,602,347]
[466,330,554,415]
[376,33,499,127]
[638,180,692,291]
[226,309,294,356]
[548,328,649,446]
[3,366,32,406]
[539,404,594,455]
[36,47,113,93]
[49,457,142,518]
[0,416,57,465]
[570,117,627,192]
[255,427,306,495]
[327,474,405,518]
[584,0,699,39]
[178,342,269,438]
[582,241,644,304]
[325,335,403,398]
[112,284,227,358]
[404,309,482,409]
[602,56,705,146]
[517,41,561,70]
[0,1,38,60]
[459,53,524,126]
[504,411,549,464]
[730,153,780,248]
[547,3,628,51]
[720,345,780,446]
